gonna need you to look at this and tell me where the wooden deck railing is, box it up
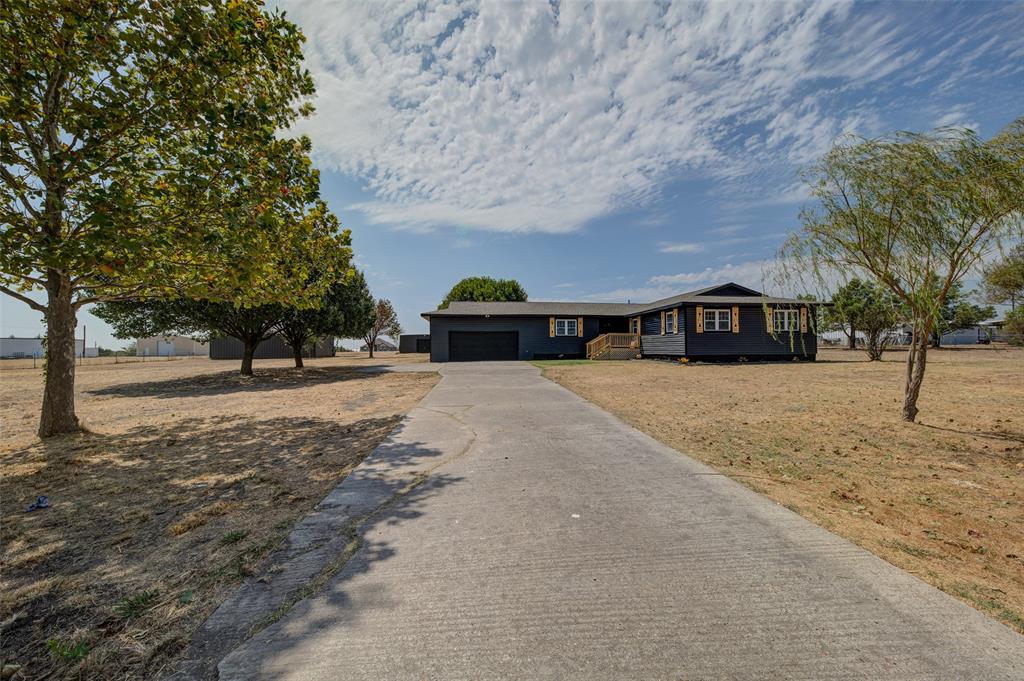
[586,333,640,359]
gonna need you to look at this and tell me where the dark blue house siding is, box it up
[428,316,601,362]
[684,305,816,358]
[640,310,686,356]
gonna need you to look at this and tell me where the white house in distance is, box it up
[1,336,97,358]
[136,335,209,357]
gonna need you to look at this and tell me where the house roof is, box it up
[424,300,646,318]
[421,283,819,319]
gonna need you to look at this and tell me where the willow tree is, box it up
[0,1,331,435]
[781,120,1024,422]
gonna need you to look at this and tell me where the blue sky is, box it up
[2,0,1022,347]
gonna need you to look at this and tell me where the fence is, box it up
[0,353,207,370]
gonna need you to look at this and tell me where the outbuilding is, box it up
[399,334,431,354]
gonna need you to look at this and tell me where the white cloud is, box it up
[659,242,705,254]
[934,108,980,132]
[583,259,783,302]
[649,260,775,289]
[287,1,1020,234]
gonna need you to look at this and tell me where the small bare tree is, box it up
[364,299,402,359]
[781,120,1024,421]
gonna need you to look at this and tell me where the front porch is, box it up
[586,332,641,360]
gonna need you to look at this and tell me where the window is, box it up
[665,311,676,333]
[703,309,731,332]
[555,318,578,336]
[630,317,640,334]
[774,309,799,332]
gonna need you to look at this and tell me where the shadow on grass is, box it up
[918,422,1024,446]
[0,412,453,679]
[86,366,379,399]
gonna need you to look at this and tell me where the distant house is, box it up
[136,335,209,357]
[399,334,431,353]
[209,335,335,360]
[360,338,397,352]
[422,282,820,362]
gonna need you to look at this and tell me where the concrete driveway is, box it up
[219,362,1023,680]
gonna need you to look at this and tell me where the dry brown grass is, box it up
[0,353,437,679]
[540,345,1024,634]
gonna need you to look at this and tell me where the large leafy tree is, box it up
[0,1,326,436]
[782,121,1024,422]
[95,297,285,375]
[439,276,527,309]
[277,269,375,368]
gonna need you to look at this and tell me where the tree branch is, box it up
[0,285,47,312]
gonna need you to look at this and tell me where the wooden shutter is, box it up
[800,307,808,333]
[660,311,666,335]
[732,306,740,333]
[765,306,774,332]
[695,305,704,333]
[549,317,555,338]
[577,317,584,337]
[674,309,681,334]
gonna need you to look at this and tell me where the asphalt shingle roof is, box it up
[422,283,819,318]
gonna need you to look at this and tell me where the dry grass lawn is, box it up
[540,345,1024,634]
[0,352,437,679]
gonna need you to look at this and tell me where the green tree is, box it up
[781,120,1024,422]
[826,278,877,350]
[95,297,285,376]
[982,244,1024,310]
[1004,307,1024,346]
[439,276,527,309]
[856,284,902,361]
[363,299,402,359]
[277,269,375,368]
[0,1,333,436]
[931,283,996,347]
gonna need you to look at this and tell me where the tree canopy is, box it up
[932,282,995,347]
[439,276,527,309]
[277,269,375,368]
[781,120,1024,421]
[364,299,402,358]
[0,1,343,434]
[982,244,1024,310]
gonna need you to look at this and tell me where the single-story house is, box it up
[399,334,431,354]
[421,283,819,362]
[360,338,397,352]
[136,335,209,357]
[210,335,335,360]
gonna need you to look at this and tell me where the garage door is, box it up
[449,331,518,361]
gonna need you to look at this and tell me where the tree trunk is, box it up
[291,341,304,369]
[847,324,856,349]
[366,336,375,358]
[39,273,80,437]
[902,324,930,422]
[241,340,256,376]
